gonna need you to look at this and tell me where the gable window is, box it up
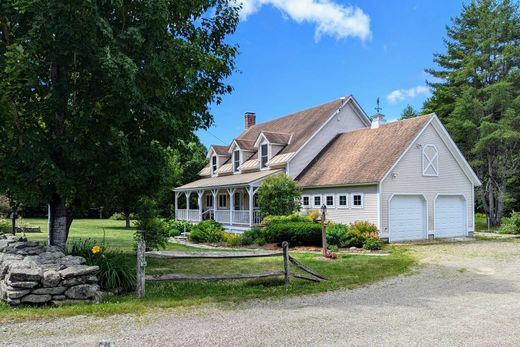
[313,195,322,208]
[422,144,439,176]
[233,150,240,173]
[338,194,348,208]
[211,156,217,175]
[302,195,310,208]
[325,195,335,208]
[260,143,269,168]
[206,195,213,208]
[218,194,227,208]
[352,193,364,208]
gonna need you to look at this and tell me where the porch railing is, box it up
[176,209,262,226]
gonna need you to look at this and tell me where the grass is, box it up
[0,218,415,321]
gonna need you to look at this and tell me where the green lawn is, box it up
[0,218,414,321]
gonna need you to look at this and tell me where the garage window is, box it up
[352,193,364,208]
[337,194,348,208]
[313,195,322,207]
[325,195,335,208]
[423,144,439,176]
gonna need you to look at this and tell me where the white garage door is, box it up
[435,195,466,238]
[389,195,427,242]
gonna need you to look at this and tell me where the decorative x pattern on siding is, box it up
[423,145,438,176]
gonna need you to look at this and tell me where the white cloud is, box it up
[386,85,430,104]
[237,0,371,42]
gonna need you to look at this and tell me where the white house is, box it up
[174,96,481,242]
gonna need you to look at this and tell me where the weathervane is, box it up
[375,98,382,113]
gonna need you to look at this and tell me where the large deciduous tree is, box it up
[0,1,239,248]
[424,0,520,226]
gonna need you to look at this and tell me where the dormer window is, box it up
[260,143,268,168]
[211,156,217,175]
[233,150,240,173]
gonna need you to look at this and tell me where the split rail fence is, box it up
[136,238,325,298]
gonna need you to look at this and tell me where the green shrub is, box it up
[134,198,168,250]
[240,227,264,245]
[253,237,266,246]
[257,174,302,218]
[223,233,241,246]
[164,219,192,237]
[262,213,312,225]
[0,220,10,234]
[67,239,136,293]
[263,221,322,246]
[363,237,383,250]
[499,211,520,234]
[327,244,339,252]
[326,224,349,247]
[189,220,225,243]
[304,209,321,222]
[346,221,380,248]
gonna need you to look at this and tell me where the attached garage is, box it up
[389,195,427,242]
[434,195,467,238]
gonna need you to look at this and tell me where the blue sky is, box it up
[197,0,464,147]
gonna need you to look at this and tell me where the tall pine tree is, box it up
[424,0,520,226]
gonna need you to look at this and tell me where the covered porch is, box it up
[174,170,282,230]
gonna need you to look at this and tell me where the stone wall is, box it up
[0,235,102,306]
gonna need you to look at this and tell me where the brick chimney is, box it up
[244,112,256,129]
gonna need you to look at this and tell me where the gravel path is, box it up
[2,240,519,347]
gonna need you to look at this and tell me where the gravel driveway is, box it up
[2,239,519,347]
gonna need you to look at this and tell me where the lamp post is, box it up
[10,211,17,235]
[320,204,327,256]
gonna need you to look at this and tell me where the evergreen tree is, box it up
[424,0,520,226]
[400,105,419,120]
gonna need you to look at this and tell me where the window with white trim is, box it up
[325,195,335,208]
[352,193,364,208]
[234,193,241,210]
[260,143,269,168]
[302,195,310,208]
[211,156,217,175]
[337,194,348,208]
[218,194,227,208]
[313,195,322,207]
[206,195,213,207]
[233,150,240,173]
[422,144,439,176]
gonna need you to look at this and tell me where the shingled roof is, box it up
[236,98,349,155]
[210,145,230,156]
[296,114,434,187]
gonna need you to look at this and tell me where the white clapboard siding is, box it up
[381,123,474,236]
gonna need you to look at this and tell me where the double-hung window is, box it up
[211,156,217,175]
[206,195,213,208]
[218,194,227,208]
[325,195,335,208]
[302,196,310,208]
[260,144,269,168]
[313,195,322,208]
[233,150,240,173]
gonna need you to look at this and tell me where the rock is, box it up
[32,286,66,295]
[21,294,51,304]
[65,284,100,300]
[58,255,86,266]
[6,297,21,306]
[5,280,39,289]
[7,266,41,282]
[52,295,66,301]
[61,275,98,287]
[39,251,66,263]
[6,288,31,299]
[42,270,61,287]
[59,265,98,279]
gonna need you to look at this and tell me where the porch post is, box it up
[174,191,179,219]
[184,192,190,213]
[197,190,203,222]
[228,188,236,226]
[211,189,218,221]
[248,186,254,226]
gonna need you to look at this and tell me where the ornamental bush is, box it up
[262,213,312,225]
[326,223,349,247]
[257,174,302,218]
[263,221,322,246]
[189,220,225,243]
[165,219,192,237]
[240,226,264,245]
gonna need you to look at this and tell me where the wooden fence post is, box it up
[282,241,290,285]
[136,231,146,298]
